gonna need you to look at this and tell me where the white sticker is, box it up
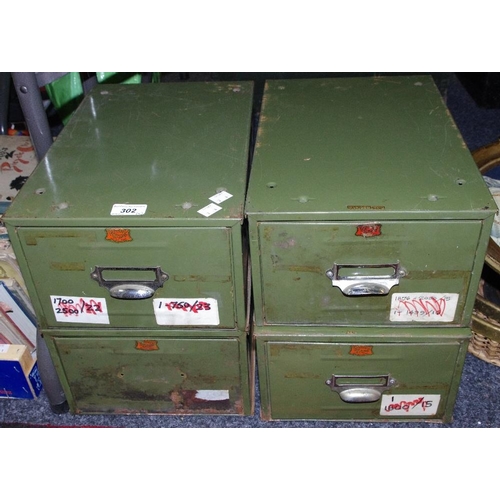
[390,293,459,322]
[209,191,233,204]
[153,298,220,326]
[380,394,441,416]
[197,203,222,217]
[0,345,9,353]
[195,390,229,401]
[110,204,147,216]
[50,295,110,324]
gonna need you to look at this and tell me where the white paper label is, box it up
[209,191,233,204]
[380,394,441,416]
[110,204,147,216]
[195,390,230,401]
[50,295,110,324]
[153,298,220,325]
[0,345,9,353]
[390,293,459,322]
[197,203,222,217]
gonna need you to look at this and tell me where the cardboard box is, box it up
[0,344,42,399]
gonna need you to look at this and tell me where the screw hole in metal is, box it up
[456,179,466,186]
[35,188,46,195]
[267,182,277,189]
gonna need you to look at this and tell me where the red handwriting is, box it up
[158,300,211,313]
[53,297,103,317]
[395,297,447,317]
[384,397,433,413]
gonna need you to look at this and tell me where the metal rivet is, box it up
[20,86,28,94]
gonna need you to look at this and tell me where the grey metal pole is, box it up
[36,330,69,413]
[11,72,53,160]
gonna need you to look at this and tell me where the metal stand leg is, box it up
[11,73,53,160]
[36,330,69,414]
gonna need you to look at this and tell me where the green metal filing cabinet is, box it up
[4,82,255,415]
[245,76,496,422]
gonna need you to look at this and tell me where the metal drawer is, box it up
[46,330,253,415]
[15,226,244,330]
[255,328,469,422]
[254,220,484,326]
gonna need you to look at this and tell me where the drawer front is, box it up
[258,339,466,421]
[49,334,250,415]
[17,226,242,329]
[256,221,483,326]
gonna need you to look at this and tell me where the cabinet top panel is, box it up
[246,76,495,220]
[5,82,253,225]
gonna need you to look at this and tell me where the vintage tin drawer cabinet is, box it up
[4,82,255,415]
[246,76,495,422]
[255,327,469,422]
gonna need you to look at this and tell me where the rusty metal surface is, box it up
[49,333,252,415]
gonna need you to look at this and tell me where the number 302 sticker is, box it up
[110,204,148,216]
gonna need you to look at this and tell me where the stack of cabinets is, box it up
[245,76,495,422]
[4,82,255,415]
[4,75,495,422]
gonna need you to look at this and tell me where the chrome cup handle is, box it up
[325,262,406,296]
[90,266,169,300]
[326,374,397,403]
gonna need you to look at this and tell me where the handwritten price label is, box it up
[153,298,220,326]
[390,293,459,323]
[380,394,441,416]
[50,295,110,324]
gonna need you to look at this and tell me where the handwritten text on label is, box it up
[153,298,220,326]
[390,293,459,322]
[380,394,441,416]
[50,295,110,324]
